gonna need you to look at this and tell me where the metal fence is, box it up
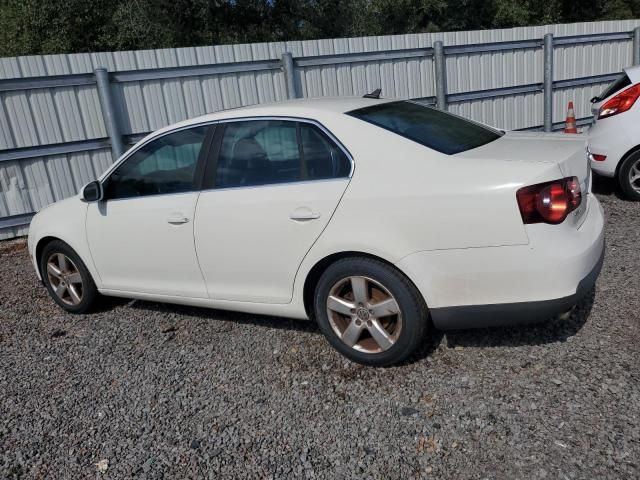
[1,20,640,239]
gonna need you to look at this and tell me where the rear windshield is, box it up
[594,74,631,102]
[347,101,502,155]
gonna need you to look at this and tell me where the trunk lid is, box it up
[456,131,591,227]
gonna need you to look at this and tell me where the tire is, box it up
[40,240,99,314]
[313,257,429,367]
[618,150,640,201]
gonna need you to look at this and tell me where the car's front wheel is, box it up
[618,150,640,201]
[314,257,429,366]
[40,240,99,313]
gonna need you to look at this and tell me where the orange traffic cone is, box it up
[564,101,578,134]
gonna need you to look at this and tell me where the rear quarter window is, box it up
[347,101,502,155]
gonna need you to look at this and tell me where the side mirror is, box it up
[81,181,103,203]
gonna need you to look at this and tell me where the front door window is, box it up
[104,126,209,200]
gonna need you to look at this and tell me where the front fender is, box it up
[28,197,101,286]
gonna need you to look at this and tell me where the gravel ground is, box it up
[1,177,639,480]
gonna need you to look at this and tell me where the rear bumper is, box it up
[397,194,605,330]
[428,242,604,329]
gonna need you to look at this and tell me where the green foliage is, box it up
[1,0,639,57]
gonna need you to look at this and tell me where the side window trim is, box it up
[100,122,217,195]
[192,125,217,191]
[201,116,353,191]
[201,124,226,191]
[296,122,308,181]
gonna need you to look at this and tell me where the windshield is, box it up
[593,73,631,103]
[347,101,502,155]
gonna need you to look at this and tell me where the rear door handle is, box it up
[166,213,190,225]
[289,207,321,221]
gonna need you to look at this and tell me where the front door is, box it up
[86,125,212,298]
[194,119,352,303]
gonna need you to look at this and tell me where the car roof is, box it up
[624,64,640,84]
[146,96,396,140]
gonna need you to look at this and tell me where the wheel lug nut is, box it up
[366,320,372,327]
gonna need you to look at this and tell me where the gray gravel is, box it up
[1,177,639,479]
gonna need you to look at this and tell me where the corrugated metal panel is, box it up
[449,92,543,131]
[292,34,437,100]
[0,224,28,241]
[1,20,640,239]
[553,84,604,124]
[0,149,112,222]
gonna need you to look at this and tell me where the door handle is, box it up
[166,213,190,225]
[289,207,321,221]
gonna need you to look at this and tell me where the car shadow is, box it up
[442,288,595,349]
[129,298,445,366]
[128,299,321,334]
[123,289,594,365]
[592,174,622,198]
[400,328,445,366]
[93,295,131,312]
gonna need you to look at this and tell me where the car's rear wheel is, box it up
[40,240,99,313]
[314,257,428,366]
[618,151,640,201]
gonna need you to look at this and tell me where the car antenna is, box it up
[363,88,382,99]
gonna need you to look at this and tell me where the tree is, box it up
[1,0,639,57]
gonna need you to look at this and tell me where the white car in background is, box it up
[588,64,640,200]
[28,98,604,366]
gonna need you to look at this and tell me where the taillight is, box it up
[598,83,640,119]
[516,177,582,225]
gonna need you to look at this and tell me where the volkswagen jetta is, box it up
[28,97,605,366]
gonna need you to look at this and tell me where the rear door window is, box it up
[212,120,350,188]
[347,101,502,155]
[215,120,300,188]
[300,124,351,180]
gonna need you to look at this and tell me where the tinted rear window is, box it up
[595,74,631,102]
[347,101,502,155]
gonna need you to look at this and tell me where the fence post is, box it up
[543,33,554,132]
[94,68,124,160]
[281,52,298,99]
[633,27,640,66]
[434,41,447,110]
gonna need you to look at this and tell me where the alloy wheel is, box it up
[629,157,640,193]
[326,276,402,353]
[46,253,83,306]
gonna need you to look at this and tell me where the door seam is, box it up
[288,175,354,303]
[192,190,213,298]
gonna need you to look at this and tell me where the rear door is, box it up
[194,118,352,304]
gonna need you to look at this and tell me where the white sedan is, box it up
[28,97,605,366]
[588,64,640,200]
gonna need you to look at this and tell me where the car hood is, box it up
[29,194,84,241]
[33,194,81,217]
